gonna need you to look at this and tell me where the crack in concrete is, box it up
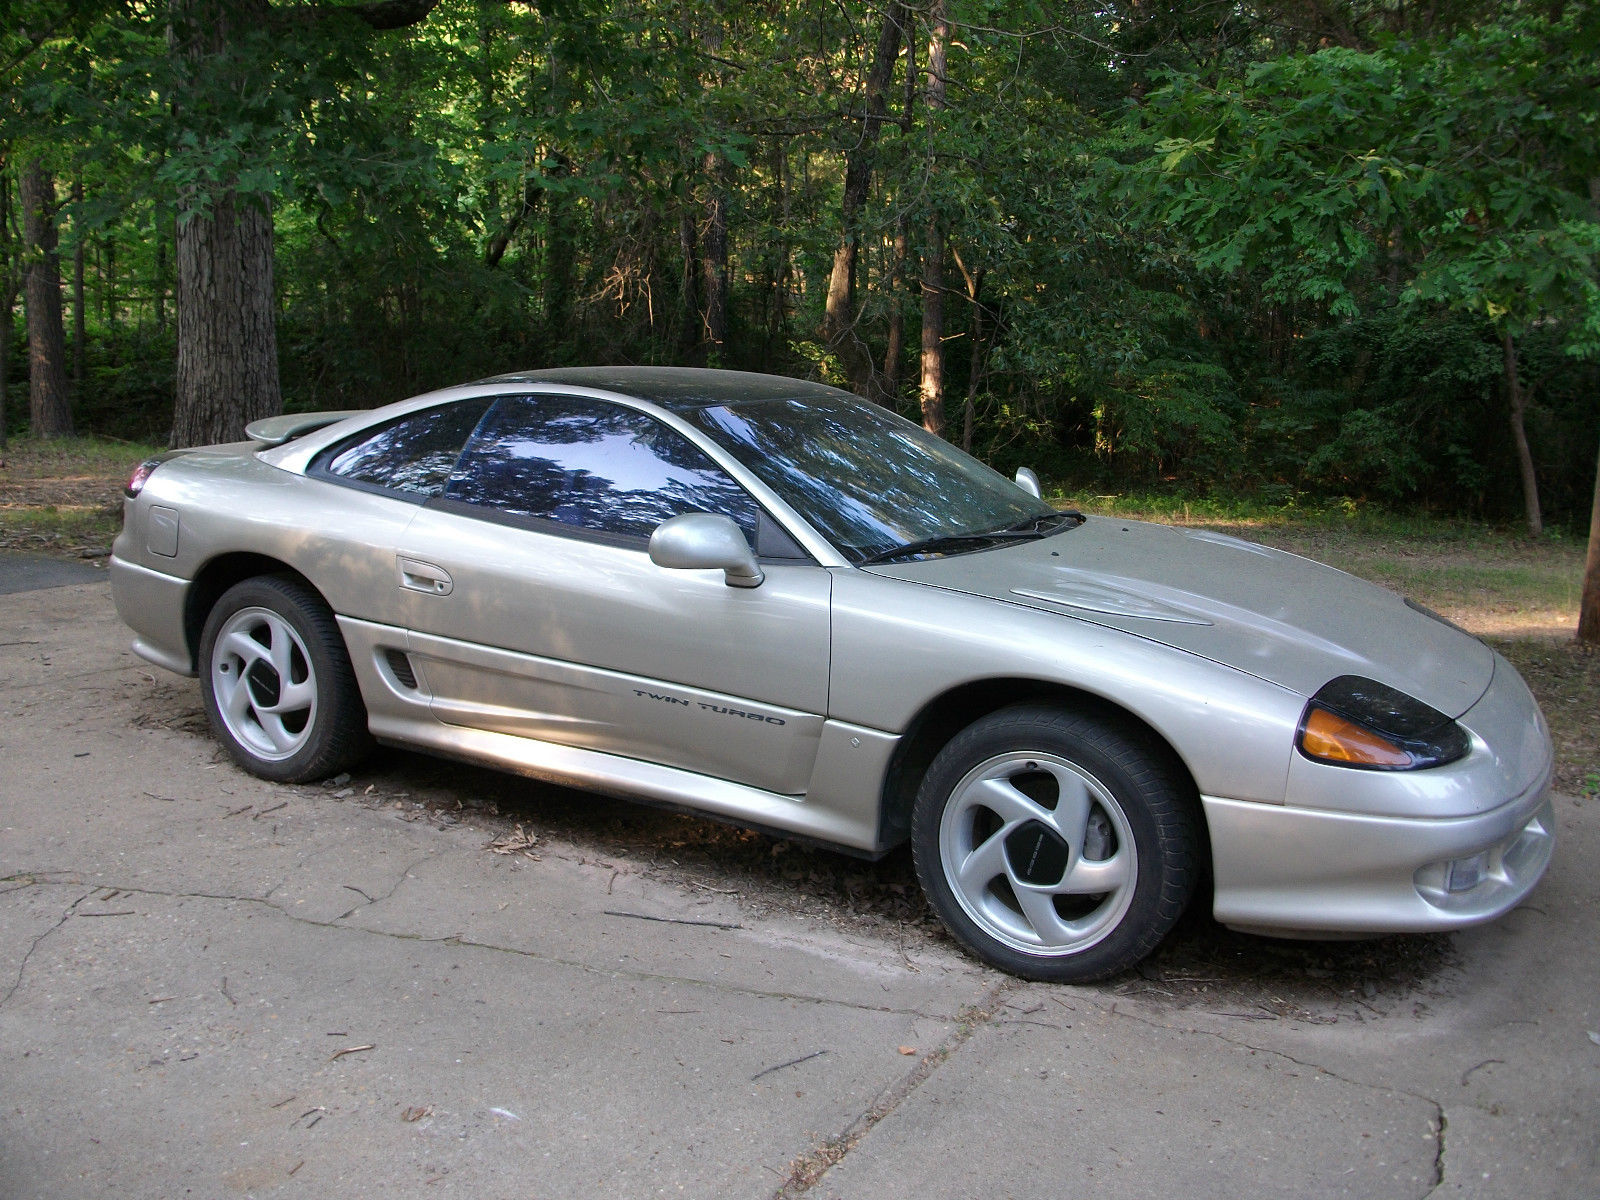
[0,875,970,1021]
[1101,1000,1447,1198]
[1,887,93,1009]
[333,852,436,920]
[769,978,1020,1198]
[1425,1111,1448,1198]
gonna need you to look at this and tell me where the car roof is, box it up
[475,366,857,413]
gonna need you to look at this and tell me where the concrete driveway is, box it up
[2,571,1595,1198]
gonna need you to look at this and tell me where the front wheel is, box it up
[913,706,1199,983]
[199,576,371,783]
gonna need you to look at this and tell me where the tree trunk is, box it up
[879,210,909,406]
[918,0,948,438]
[1501,331,1541,538]
[170,0,280,446]
[484,177,542,269]
[71,181,85,395]
[951,248,985,454]
[166,0,438,444]
[20,162,72,438]
[702,151,729,362]
[542,151,576,347]
[104,233,118,353]
[1578,428,1600,644]
[677,205,704,364]
[172,189,280,445]
[1580,179,1600,644]
[823,0,906,397]
[1,163,15,451]
[154,201,169,333]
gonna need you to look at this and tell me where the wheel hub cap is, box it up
[939,751,1138,957]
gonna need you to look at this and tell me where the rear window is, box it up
[316,399,494,498]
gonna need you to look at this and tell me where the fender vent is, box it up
[383,649,418,690]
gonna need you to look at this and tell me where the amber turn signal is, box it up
[1298,707,1415,768]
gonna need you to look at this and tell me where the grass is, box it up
[0,436,160,555]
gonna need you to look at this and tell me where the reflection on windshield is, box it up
[684,397,1056,561]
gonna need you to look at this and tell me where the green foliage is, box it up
[3,0,1596,531]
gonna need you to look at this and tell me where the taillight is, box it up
[125,458,162,498]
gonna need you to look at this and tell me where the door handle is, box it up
[399,557,453,596]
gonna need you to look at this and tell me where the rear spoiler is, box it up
[245,410,368,447]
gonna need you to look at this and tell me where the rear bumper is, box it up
[1205,768,1554,936]
[109,554,194,676]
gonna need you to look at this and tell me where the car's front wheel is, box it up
[913,705,1199,982]
[199,576,370,783]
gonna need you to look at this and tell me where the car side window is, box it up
[317,398,494,498]
[442,395,762,543]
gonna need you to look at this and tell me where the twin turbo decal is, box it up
[633,689,787,726]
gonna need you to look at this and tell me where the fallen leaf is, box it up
[898,1045,917,1056]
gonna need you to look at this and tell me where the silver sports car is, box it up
[110,367,1555,982]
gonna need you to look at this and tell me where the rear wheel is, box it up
[199,576,370,783]
[913,705,1199,982]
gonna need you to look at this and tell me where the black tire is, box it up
[198,575,371,783]
[912,705,1199,983]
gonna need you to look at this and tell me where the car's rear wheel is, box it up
[913,705,1199,982]
[199,576,370,783]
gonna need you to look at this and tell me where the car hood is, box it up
[865,517,1494,717]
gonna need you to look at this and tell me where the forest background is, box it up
[3,0,1598,635]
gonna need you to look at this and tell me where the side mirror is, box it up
[1014,466,1042,499]
[649,513,765,589]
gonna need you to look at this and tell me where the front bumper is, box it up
[1204,773,1553,936]
[1205,645,1556,938]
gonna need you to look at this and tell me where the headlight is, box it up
[1296,676,1470,770]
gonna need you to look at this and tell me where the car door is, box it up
[395,392,833,796]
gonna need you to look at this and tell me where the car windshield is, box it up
[682,395,1062,563]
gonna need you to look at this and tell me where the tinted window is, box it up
[682,396,1054,562]
[444,396,759,541]
[321,399,493,497]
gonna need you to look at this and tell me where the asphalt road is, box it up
[1,568,1596,1198]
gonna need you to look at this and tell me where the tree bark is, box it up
[823,0,906,397]
[677,205,704,364]
[484,176,542,269]
[702,151,729,361]
[542,158,575,346]
[155,206,168,333]
[1,163,16,451]
[71,181,84,395]
[918,0,948,438]
[1501,331,1541,538]
[20,161,72,438]
[169,0,279,445]
[879,209,909,406]
[1580,178,1600,644]
[168,0,439,444]
[1578,428,1600,644]
[951,247,985,453]
[172,189,281,445]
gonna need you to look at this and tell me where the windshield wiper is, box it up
[992,510,1086,536]
[856,510,1085,566]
